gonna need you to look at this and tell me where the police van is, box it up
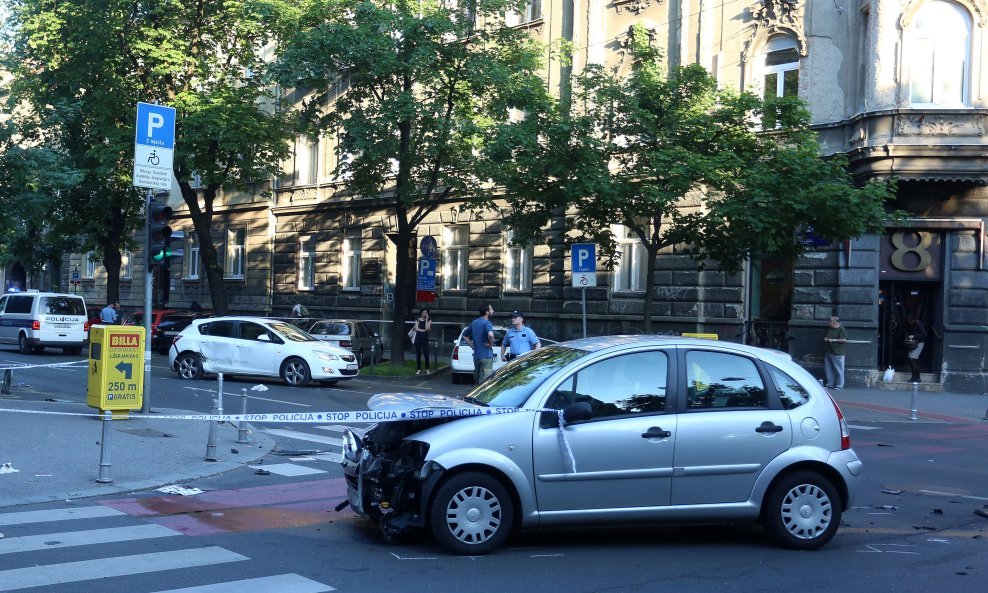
[0,291,89,355]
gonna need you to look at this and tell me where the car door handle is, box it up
[755,422,784,433]
[642,427,672,439]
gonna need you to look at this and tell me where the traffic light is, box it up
[147,202,173,266]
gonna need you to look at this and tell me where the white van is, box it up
[0,292,89,355]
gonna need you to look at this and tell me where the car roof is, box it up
[559,334,793,360]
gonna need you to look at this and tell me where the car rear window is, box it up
[42,296,85,316]
[312,323,351,336]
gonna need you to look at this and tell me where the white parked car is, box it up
[450,325,508,383]
[168,316,358,386]
[307,319,383,367]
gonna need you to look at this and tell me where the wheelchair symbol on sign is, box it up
[580,275,589,286]
[147,150,160,166]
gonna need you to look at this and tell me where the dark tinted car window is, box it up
[43,297,85,316]
[7,295,33,314]
[546,351,668,418]
[311,322,350,336]
[768,366,810,410]
[203,320,234,337]
[686,351,767,409]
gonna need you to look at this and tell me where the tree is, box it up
[0,120,82,277]
[273,0,550,364]
[5,0,297,313]
[486,26,894,332]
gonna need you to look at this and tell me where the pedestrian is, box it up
[190,301,204,313]
[291,302,310,319]
[413,308,432,375]
[99,302,119,324]
[501,311,541,362]
[466,303,495,383]
[823,315,848,390]
[904,315,927,383]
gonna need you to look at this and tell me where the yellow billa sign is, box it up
[87,325,146,412]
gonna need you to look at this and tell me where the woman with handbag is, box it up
[904,315,927,383]
[413,309,432,375]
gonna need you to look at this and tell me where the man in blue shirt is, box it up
[501,311,541,362]
[100,302,119,324]
[466,303,495,383]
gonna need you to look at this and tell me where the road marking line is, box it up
[181,387,311,407]
[0,505,124,527]
[0,524,181,554]
[918,489,988,501]
[263,428,343,446]
[0,546,247,591]
[149,573,335,593]
[847,424,881,430]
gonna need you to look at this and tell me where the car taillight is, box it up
[171,336,182,347]
[84,321,91,331]
[452,345,460,361]
[340,340,352,348]
[32,320,40,330]
[827,393,851,450]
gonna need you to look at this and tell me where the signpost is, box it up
[133,102,177,415]
[571,244,597,338]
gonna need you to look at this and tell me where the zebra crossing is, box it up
[0,505,336,592]
[255,423,369,474]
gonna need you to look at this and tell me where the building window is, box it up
[341,235,361,289]
[225,228,246,278]
[299,236,317,291]
[503,230,532,292]
[85,253,97,279]
[185,233,200,279]
[295,135,319,185]
[122,251,132,280]
[611,224,646,292]
[443,225,469,291]
[761,36,800,100]
[907,1,971,106]
[506,0,541,25]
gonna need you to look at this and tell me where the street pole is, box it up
[581,287,587,338]
[142,188,153,414]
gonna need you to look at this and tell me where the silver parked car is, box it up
[308,319,383,366]
[341,335,861,554]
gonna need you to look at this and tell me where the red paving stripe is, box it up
[147,501,354,536]
[101,478,348,517]
[838,400,973,423]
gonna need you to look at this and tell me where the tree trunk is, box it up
[100,244,122,306]
[389,226,416,368]
[179,181,229,316]
[642,245,659,334]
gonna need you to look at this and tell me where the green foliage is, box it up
[489,29,893,273]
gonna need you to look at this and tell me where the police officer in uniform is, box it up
[501,311,541,362]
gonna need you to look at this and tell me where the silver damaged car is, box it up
[341,336,862,555]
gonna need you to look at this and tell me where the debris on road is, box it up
[156,484,204,496]
[0,462,18,474]
[881,488,903,495]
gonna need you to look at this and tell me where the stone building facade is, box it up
[65,0,988,391]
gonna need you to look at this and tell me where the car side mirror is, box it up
[563,402,592,424]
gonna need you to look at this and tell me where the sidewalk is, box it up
[833,385,988,424]
[0,399,275,508]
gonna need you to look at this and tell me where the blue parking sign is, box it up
[416,258,437,291]
[135,103,176,149]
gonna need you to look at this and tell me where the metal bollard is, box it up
[1,368,11,394]
[909,381,919,421]
[96,410,113,483]
[237,388,250,444]
[205,396,219,461]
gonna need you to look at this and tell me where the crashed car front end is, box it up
[342,417,450,538]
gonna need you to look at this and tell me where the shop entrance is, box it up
[878,281,940,376]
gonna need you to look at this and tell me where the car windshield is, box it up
[311,322,350,336]
[465,345,587,408]
[42,296,85,316]
[268,321,317,342]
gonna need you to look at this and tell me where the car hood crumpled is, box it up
[367,392,480,413]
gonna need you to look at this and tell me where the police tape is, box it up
[0,360,88,370]
[0,405,547,424]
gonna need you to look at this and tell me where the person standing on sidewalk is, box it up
[905,315,928,383]
[413,308,432,375]
[823,316,848,390]
[99,302,119,324]
[466,303,495,383]
[501,311,541,362]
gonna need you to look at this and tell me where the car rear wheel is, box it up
[429,472,514,555]
[64,346,83,356]
[763,471,841,550]
[281,357,311,387]
[18,334,32,355]
[175,352,204,380]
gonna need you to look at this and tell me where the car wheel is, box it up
[64,346,83,356]
[451,372,461,384]
[18,334,31,355]
[429,472,514,555]
[281,357,311,387]
[175,352,204,380]
[763,471,842,550]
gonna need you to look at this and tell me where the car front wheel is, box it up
[281,357,311,387]
[429,472,514,555]
[763,471,841,550]
[175,353,204,380]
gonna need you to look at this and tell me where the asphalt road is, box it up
[2,345,986,593]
